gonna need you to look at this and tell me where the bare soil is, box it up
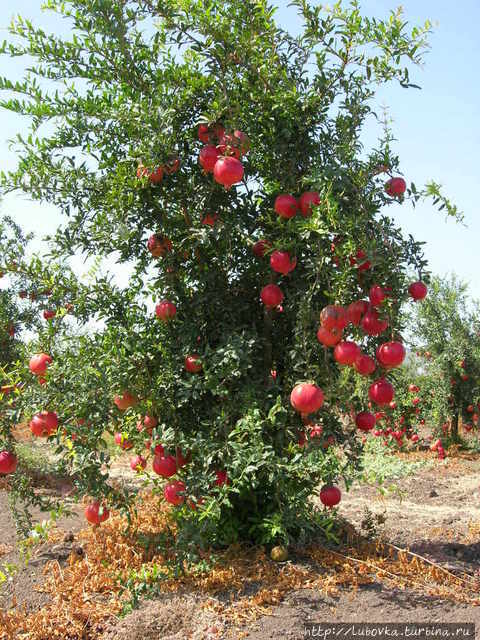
[0,451,479,639]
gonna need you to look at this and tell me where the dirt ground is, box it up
[1,452,479,639]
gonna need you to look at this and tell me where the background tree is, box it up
[0,0,458,549]
[409,275,480,442]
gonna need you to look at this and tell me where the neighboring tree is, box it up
[0,0,458,549]
[409,275,480,442]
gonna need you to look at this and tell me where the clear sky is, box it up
[0,1,478,295]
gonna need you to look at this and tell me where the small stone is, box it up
[429,489,438,497]
[63,532,74,543]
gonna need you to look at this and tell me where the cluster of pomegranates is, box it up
[198,123,247,189]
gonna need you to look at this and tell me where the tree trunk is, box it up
[451,410,460,442]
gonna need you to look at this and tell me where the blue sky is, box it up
[0,1,479,296]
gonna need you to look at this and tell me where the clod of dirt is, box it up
[429,489,439,497]
[63,531,75,543]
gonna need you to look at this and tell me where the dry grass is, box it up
[1,490,480,640]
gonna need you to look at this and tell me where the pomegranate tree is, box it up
[0,1,459,549]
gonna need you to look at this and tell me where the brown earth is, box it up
[0,451,479,639]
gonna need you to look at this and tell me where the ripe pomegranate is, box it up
[216,133,241,159]
[213,156,244,188]
[270,251,297,275]
[143,415,158,430]
[361,308,388,336]
[369,285,386,307]
[163,157,180,174]
[43,310,56,320]
[185,354,202,373]
[411,434,419,443]
[30,411,59,437]
[368,379,395,406]
[319,485,341,507]
[0,451,17,475]
[376,341,406,369]
[354,353,376,376]
[316,326,342,347]
[113,391,138,411]
[198,124,210,143]
[408,281,427,301]
[252,239,271,257]
[164,480,186,506]
[147,233,172,258]
[274,194,298,219]
[298,191,320,217]
[155,300,177,321]
[290,383,324,414]
[233,129,250,154]
[408,384,419,393]
[149,166,164,184]
[215,470,229,486]
[309,424,323,438]
[130,455,147,472]
[320,305,348,331]
[385,177,406,197]
[352,249,371,271]
[199,145,219,172]
[114,432,133,450]
[333,341,360,366]
[412,397,420,406]
[347,300,368,325]
[356,412,376,432]
[201,213,219,226]
[152,454,177,477]
[85,501,109,525]
[260,284,284,308]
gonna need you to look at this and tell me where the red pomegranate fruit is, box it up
[84,501,109,525]
[298,191,320,217]
[316,326,342,347]
[130,455,147,472]
[290,383,324,414]
[320,305,348,331]
[114,432,133,450]
[147,233,172,258]
[252,239,271,258]
[152,455,177,478]
[376,341,406,369]
[260,284,284,308]
[274,194,298,219]
[164,480,186,506]
[29,353,52,376]
[30,411,59,437]
[385,177,406,197]
[408,281,428,301]
[320,485,341,507]
[0,451,18,475]
[369,285,386,307]
[333,341,361,366]
[199,145,219,172]
[356,411,376,432]
[368,379,395,406]
[347,300,368,326]
[155,300,177,321]
[185,354,202,373]
[213,156,244,188]
[361,308,388,336]
[270,251,297,275]
[354,353,376,376]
